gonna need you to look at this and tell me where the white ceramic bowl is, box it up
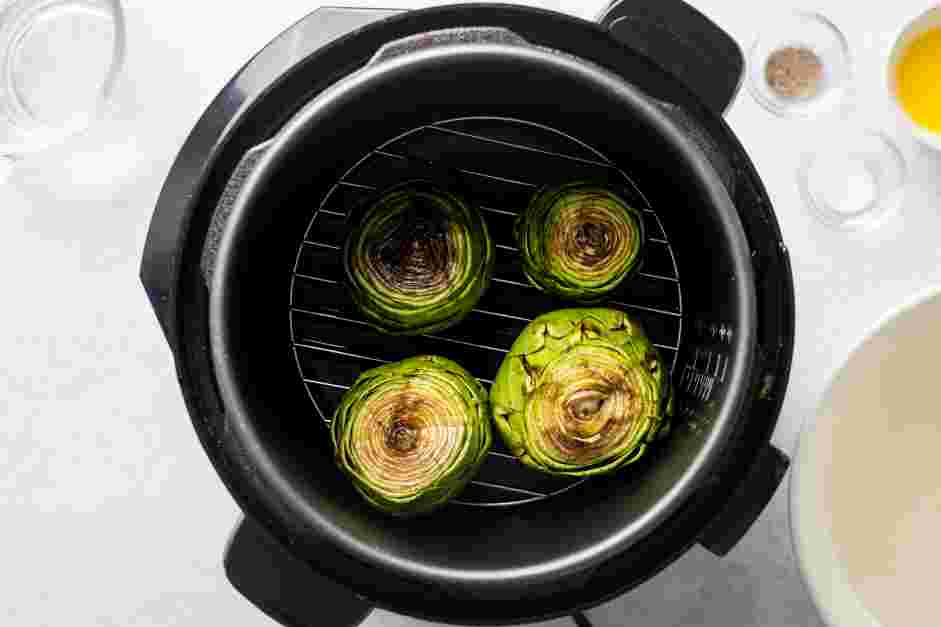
[791,287,941,627]
[887,6,941,152]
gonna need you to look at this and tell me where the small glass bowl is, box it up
[748,11,852,118]
[798,129,907,231]
[0,0,126,180]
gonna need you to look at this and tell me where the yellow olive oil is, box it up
[896,27,941,134]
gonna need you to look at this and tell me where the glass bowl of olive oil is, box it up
[889,7,941,151]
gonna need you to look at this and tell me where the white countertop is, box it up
[3,0,940,625]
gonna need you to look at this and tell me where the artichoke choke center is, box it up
[386,419,421,453]
[372,206,452,290]
[574,221,612,264]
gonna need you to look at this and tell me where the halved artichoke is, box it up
[516,182,645,301]
[332,355,492,516]
[344,181,494,335]
[490,308,671,477]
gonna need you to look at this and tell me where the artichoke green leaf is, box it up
[344,181,494,335]
[332,355,492,516]
[491,308,672,477]
[516,182,645,301]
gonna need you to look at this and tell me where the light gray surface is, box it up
[2,0,940,625]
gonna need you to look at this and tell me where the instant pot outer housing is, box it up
[140,3,794,626]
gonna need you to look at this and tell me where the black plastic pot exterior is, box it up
[141,3,794,626]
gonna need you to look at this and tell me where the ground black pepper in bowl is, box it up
[747,11,851,118]
[765,46,824,99]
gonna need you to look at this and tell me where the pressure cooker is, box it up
[140,1,794,625]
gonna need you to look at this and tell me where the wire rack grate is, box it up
[289,116,683,507]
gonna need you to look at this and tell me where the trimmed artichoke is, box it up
[516,182,645,301]
[332,355,492,516]
[490,308,671,477]
[344,181,494,335]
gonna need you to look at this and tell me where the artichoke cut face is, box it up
[491,309,671,477]
[332,355,492,516]
[344,182,494,335]
[517,183,645,301]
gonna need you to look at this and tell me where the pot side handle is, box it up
[697,443,790,557]
[599,0,745,116]
[225,516,374,627]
